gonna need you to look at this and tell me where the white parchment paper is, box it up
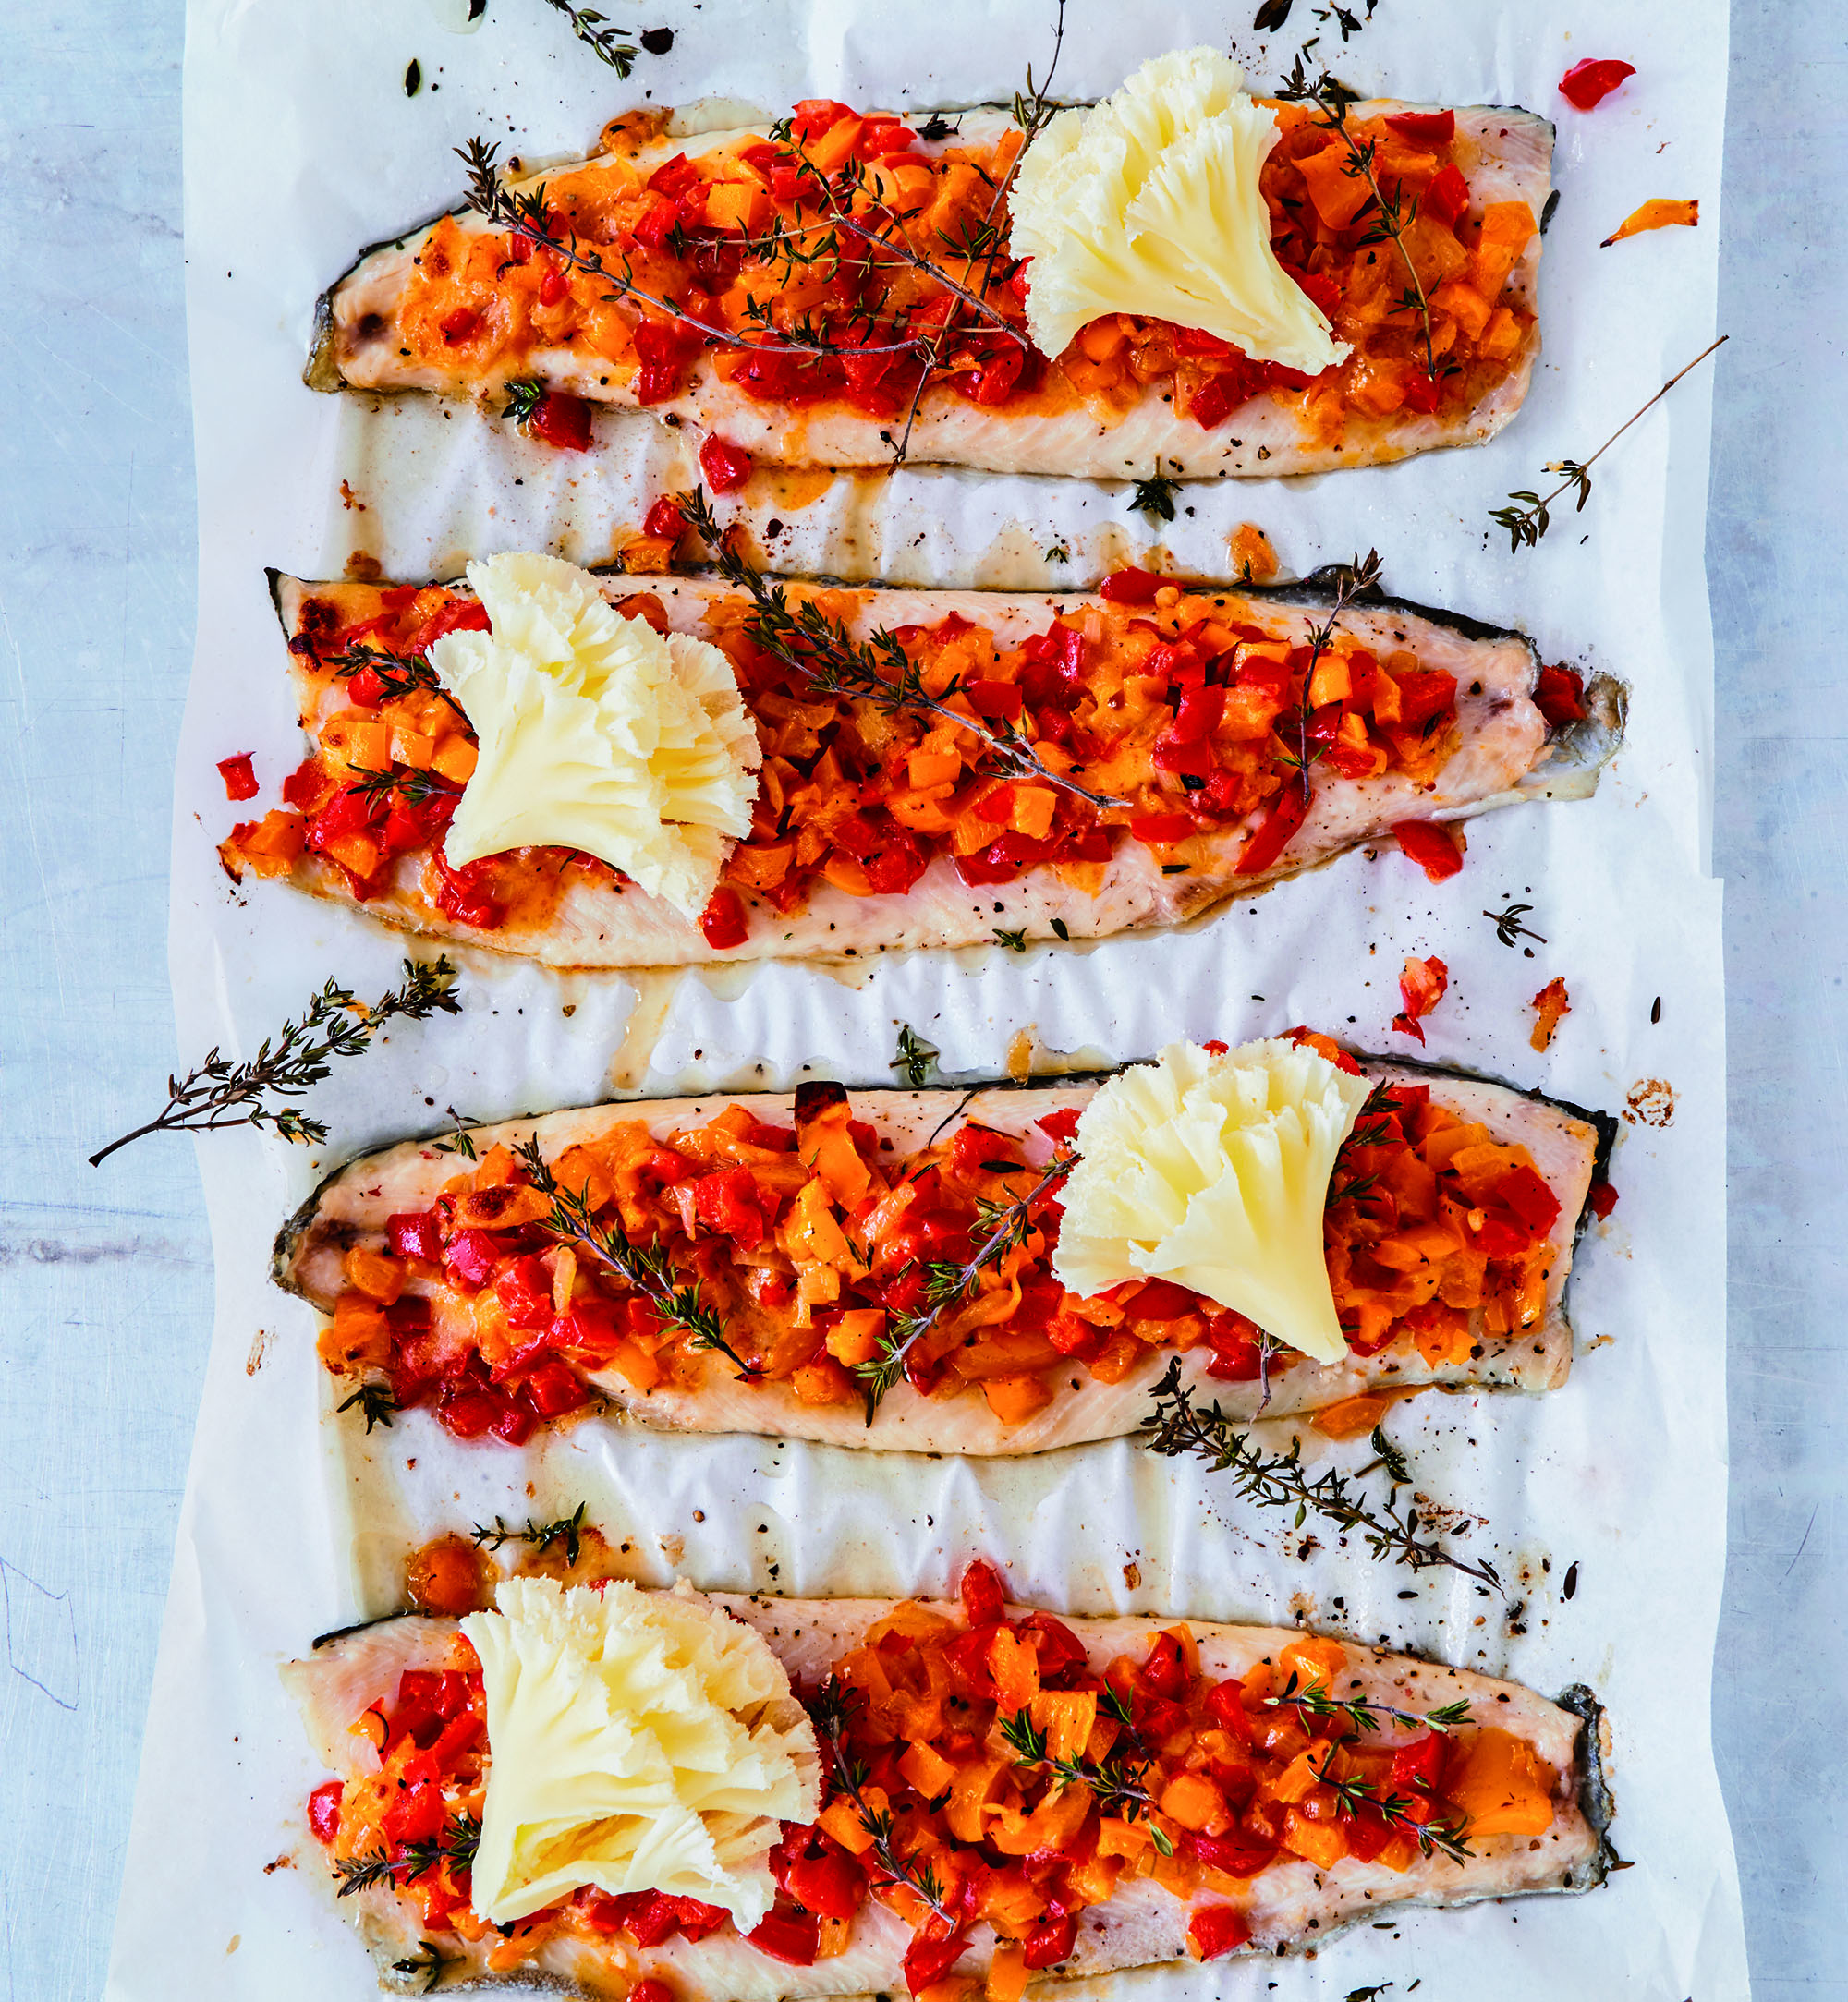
[110,3,1743,1996]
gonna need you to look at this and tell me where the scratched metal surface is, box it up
[0,3,1840,1997]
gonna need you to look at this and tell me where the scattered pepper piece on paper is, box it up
[1530,977,1571,1051]
[1601,199,1699,248]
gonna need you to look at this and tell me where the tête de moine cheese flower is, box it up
[430,553,760,920]
[1008,47,1348,376]
[1052,1038,1372,1365]
[460,1578,820,1928]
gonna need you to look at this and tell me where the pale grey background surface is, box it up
[0,4,1839,1996]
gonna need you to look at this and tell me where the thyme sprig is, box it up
[1265,1669,1472,1737]
[511,1136,759,1378]
[541,0,638,75]
[334,1812,482,1898]
[390,1943,455,1995]
[893,1025,941,1086]
[856,1152,1076,1421]
[338,1383,401,1433]
[1129,475,1178,522]
[328,644,452,706]
[1484,903,1547,948]
[1307,1743,1472,1863]
[810,1680,956,1923]
[1275,58,1445,385]
[1000,1688,1175,1853]
[472,1501,589,1568]
[1274,550,1382,795]
[678,488,1127,813]
[1489,335,1729,551]
[89,958,461,1165]
[347,764,463,811]
[1139,1359,1502,1592]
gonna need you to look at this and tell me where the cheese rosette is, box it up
[460,1577,820,1929]
[1052,1037,1372,1365]
[430,552,761,919]
[1009,46,1347,376]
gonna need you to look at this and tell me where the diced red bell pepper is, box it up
[493,1253,554,1329]
[525,391,593,452]
[1203,1311,1264,1381]
[859,821,929,895]
[1471,1207,1535,1260]
[307,1779,344,1844]
[952,344,1027,406]
[1392,819,1465,882]
[643,494,687,540]
[699,433,752,493]
[959,1558,1008,1628]
[1171,682,1226,744]
[1235,782,1308,876]
[1191,1830,1276,1875]
[1187,1905,1252,1960]
[1035,1107,1080,1144]
[1023,1914,1076,1970]
[1151,731,1214,780]
[633,319,698,406]
[1588,1180,1619,1219]
[1560,58,1635,111]
[383,1767,447,1846]
[784,1844,867,1920]
[404,596,492,653]
[1018,621,1086,706]
[444,1228,502,1288]
[954,832,1052,887]
[1496,1162,1562,1236]
[902,1931,968,1994]
[1534,665,1588,727]
[629,1983,675,2002]
[217,753,259,801]
[1203,1680,1255,1741]
[1401,369,1443,415]
[1390,1731,1448,1796]
[748,1905,821,1966]
[966,678,1025,720]
[790,99,857,142]
[1422,163,1472,228]
[694,1166,770,1249]
[520,1358,589,1417]
[437,1384,503,1439]
[432,849,503,930]
[1392,953,1450,1046]
[1395,667,1458,727]
[1099,565,1162,605]
[699,886,750,950]
[1386,109,1456,143]
[1015,1610,1088,1687]
[1139,1631,1188,1700]
[440,307,481,345]
[647,152,701,199]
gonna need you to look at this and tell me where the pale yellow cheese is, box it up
[1051,1037,1371,1365]
[430,552,761,919]
[1008,47,1347,375]
[461,1578,819,1928]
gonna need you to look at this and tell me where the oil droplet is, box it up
[609,970,686,1090]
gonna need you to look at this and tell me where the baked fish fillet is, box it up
[274,1060,1613,1453]
[283,1596,1611,1996]
[225,570,1623,971]
[307,103,1551,480]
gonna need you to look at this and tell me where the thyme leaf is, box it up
[328,644,451,705]
[678,488,1128,813]
[472,1501,589,1568]
[1271,550,1382,803]
[1139,1359,1502,1592]
[993,928,1028,952]
[1490,335,1729,551]
[90,958,461,1165]
[1309,1742,1472,1862]
[346,764,463,811]
[893,1024,941,1087]
[512,1136,759,1378]
[1264,1668,1472,1737]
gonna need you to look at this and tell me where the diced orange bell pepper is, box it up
[986,1945,1028,2002]
[1470,200,1538,293]
[1283,1807,1348,1869]
[819,1787,883,1855]
[980,1372,1055,1426]
[899,1740,957,1800]
[825,1307,887,1367]
[343,1244,406,1305]
[1160,1772,1232,1835]
[1276,1634,1348,1694]
[1446,1727,1557,1836]
[1296,140,1375,228]
[1310,1389,1419,1440]
[987,1627,1041,1716]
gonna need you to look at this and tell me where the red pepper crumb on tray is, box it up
[1560,58,1635,110]
[217,753,259,801]
[1530,976,1571,1051]
[1392,954,1450,1044]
